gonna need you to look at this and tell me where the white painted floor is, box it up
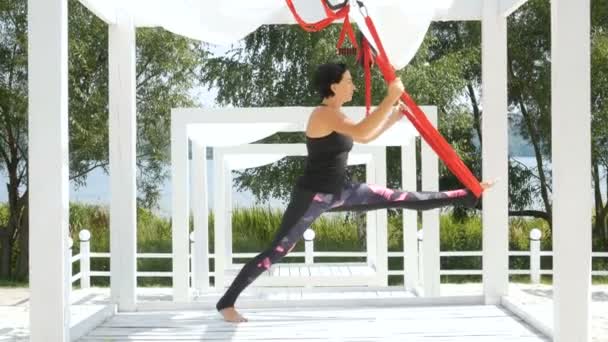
[3,284,607,341]
[78,305,549,342]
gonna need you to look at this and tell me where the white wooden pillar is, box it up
[481,0,509,304]
[422,108,440,296]
[191,142,210,292]
[171,119,190,301]
[108,11,138,312]
[375,148,389,286]
[225,165,233,267]
[213,149,226,290]
[551,0,592,340]
[402,138,419,290]
[365,160,377,270]
[28,0,70,339]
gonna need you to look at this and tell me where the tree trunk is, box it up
[0,229,11,278]
[3,160,21,281]
[15,203,28,281]
[592,162,605,244]
[466,82,482,146]
[356,212,366,243]
[596,209,608,249]
[508,58,552,227]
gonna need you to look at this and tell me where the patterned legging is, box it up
[215,182,478,311]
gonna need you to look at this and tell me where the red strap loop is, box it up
[362,38,373,116]
[285,0,348,32]
[336,14,359,55]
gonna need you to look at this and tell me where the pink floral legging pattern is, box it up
[215,182,477,311]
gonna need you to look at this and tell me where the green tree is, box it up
[0,0,28,280]
[201,23,485,205]
[0,0,206,280]
[201,25,372,201]
[591,25,608,246]
[507,0,553,223]
[506,0,608,247]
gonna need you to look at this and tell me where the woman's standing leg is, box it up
[215,188,335,320]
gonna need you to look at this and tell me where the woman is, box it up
[217,63,494,322]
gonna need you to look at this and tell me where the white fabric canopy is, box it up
[79,0,453,69]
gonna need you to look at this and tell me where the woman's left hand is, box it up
[392,101,410,116]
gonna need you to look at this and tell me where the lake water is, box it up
[0,156,605,218]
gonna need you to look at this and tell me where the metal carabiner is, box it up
[355,0,369,18]
[324,0,349,11]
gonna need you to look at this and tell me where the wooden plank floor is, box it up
[78,305,549,341]
[225,262,377,287]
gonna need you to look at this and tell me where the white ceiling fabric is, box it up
[79,0,453,69]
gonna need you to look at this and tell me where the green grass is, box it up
[0,279,28,287]
[1,203,607,287]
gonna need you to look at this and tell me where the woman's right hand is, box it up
[387,78,404,101]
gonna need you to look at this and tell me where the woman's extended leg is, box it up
[215,188,334,321]
[327,183,480,212]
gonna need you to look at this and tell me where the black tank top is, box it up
[297,131,354,195]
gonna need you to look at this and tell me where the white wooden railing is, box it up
[67,228,608,289]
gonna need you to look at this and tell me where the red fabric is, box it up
[285,1,483,198]
[362,38,372,116]
[284,0,348,32]
[336,14,358,55]
[363,17,483,198]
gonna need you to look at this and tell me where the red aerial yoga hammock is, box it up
[285,0,484,198]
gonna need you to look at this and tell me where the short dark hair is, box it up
[313,63,348,99]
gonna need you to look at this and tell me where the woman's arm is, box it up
[323,79,404,142]
[363,101,409,143]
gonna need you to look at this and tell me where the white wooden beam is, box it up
[213,149,226,291]
[481,0,509,305]
[171,114,191,302]
[500,0,530,17]
[177,106,427,138]
[191,142,210,292]
[225,166,233,267]
[375,148,389,287]
[77,0,117,24]
[366,161,378,276]
[551,0,592,340]
[108,11,137,312]
[402,138,419,290]
[28,0,70,339]
[421,108,440,297]
[217,144,380,156]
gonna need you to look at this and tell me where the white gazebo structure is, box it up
[27,0,591,341]
[210,143,390,289]
[177,107,436,294]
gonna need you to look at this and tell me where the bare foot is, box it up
[219,307,248,323]
[481,178,499,190]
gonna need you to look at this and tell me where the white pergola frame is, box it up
[207,144,389,289]
[175,106,436,297]
[207,140,442,293]
[28,0,591,341]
